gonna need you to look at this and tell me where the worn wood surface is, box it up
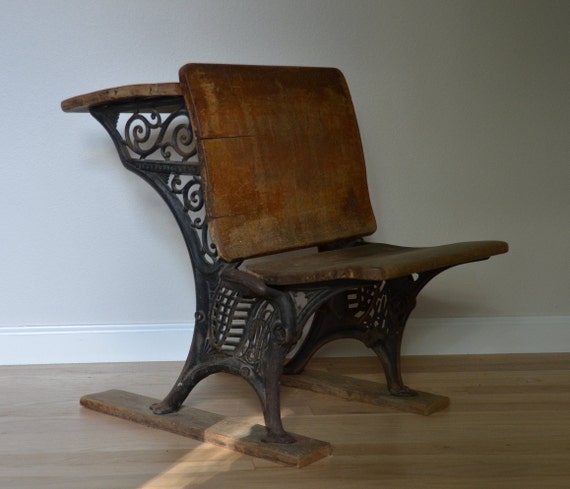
[179,63,377,261]
[61,83,182,112]
[247,240,508,285]
[80,389,331,467]
[281,370,449,415]
[1,354,569,488]
[61,67,507,277]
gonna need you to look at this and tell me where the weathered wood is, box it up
[80,390,331,467]
[179,63,377,261]
[281,370,449,415]
[61,83,182,113]
[247,241,508,285]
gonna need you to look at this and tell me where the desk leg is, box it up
[284,269,449,411]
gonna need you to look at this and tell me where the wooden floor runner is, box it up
[281,370,449,415]
[80,390,331,467]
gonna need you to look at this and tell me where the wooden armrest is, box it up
[61,83,182,113]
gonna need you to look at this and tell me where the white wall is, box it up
[0,0,568,364]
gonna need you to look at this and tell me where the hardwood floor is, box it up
[1,354,568,488]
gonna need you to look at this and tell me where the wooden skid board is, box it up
[281,370,449,415]
[80,390,331,467]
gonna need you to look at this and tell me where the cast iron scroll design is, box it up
[168,173,218,265]
[124,107,195,163]
[92,97,198,168]
[208,283,287,367]
[235,306,273,367]
[88,96,303,442]
[89,97,220,272]
[222,296,275,367]
[207,283,348,369]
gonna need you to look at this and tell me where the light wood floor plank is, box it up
[1,354,568,488]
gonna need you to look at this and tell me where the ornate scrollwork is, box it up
[170,174,203,214]
[123,105,196,163]
[90,98,219,270]
[169,173,218,263]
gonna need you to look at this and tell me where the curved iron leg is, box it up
[255,343,296,444]
[154,270,298,444]
[150,265,220,414]
[254,287,298,443]
[368,292,417,396]
[284,304,353,375]
[285,269,447,396]
[150,317,209,414]
[90,101,297,442]
[152,332,296,443]
[368,272,444,395]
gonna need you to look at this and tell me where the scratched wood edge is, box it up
[80,390,331,468]
[281,370,450,415]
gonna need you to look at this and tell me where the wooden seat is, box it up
[180,63,505,280]
[247,241,507,285]
[62,63,507,464]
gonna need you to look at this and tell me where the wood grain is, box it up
[2,354,568,488]
[179,64,377,261]
[247,241,508,285]
[61,83,182,112]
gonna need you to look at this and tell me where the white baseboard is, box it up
[0,323,194,366]
[1,316,568,365]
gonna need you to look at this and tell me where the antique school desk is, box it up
[62,63,508,466]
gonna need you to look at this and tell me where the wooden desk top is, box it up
[61,83,182,113]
